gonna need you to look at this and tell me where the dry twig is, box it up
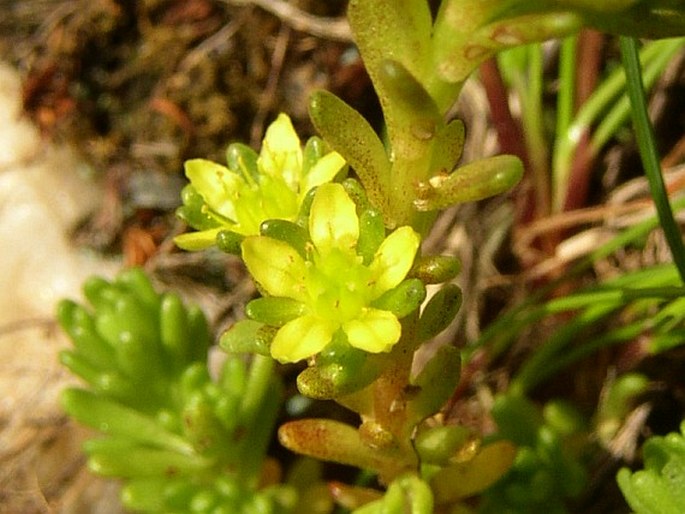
[222,0,351,41]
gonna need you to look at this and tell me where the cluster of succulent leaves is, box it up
[618,420,685,514]
[57,0,685,513]
[58,269,295,514]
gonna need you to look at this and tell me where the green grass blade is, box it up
[620,37,685,283]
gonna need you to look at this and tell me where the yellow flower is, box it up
[175,113,345,250]
[242,183,421,363]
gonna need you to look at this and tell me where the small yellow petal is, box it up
[185,159,242,220]
[309,183,359,252]
[270,315,337,363]
[259,113,303,188]
[303,152,346,193]
[343,308,401,353]
[242,236,307,300]
[369,226,420,296]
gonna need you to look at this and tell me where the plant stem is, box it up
[558,30,604,212]
[479,58,528,165]
[620,36,685,283]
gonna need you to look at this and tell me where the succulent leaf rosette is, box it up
[241,183,422,364]
[175,113,346,250]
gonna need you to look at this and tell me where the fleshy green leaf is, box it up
[61,388,194,454]
[415,155,524,211]
[309,90,391,214]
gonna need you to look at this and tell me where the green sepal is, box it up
[295,186,318,227]
[259,219,310,258]
[357,208,386,265]
[371,279,426,319]
[296,357,384,400]
[414,155,524,211]
[302,136,328,175]
[297,334,387,399]
[414,425,474,466]
[216,229,244,254]
[309,90,391,216]
[61,388,194,454]
[246,296,307,327]
[417,284,463,341]
[226,142,259,183]
[219,319,275,356]
[407,345,461,424]
[342,177,371,212]
[176,183,223,231]
[410,256,461,284]
[84,438,209,479]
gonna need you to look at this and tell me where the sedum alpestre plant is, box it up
[58,0,685,513]
[58,268,296,513]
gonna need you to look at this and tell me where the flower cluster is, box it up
[175,114,346,250]
[242,183,421,363]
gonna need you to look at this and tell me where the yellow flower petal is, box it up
[185,159,242,221]
[343,308,401,353]
[258,113,303,189]
[369,226,420,297]
[242,236,307,301]
[303,151,346,193]
[309,183,359,253]
[270,315,337,363]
